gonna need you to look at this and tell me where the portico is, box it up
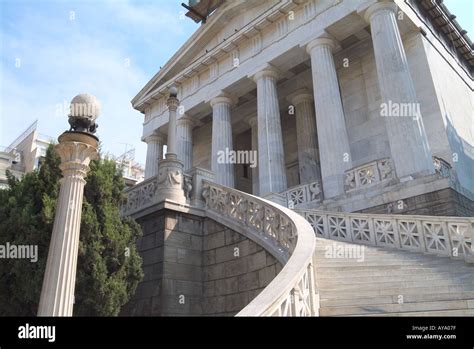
[134,0,470,211]
[123,0,474,319]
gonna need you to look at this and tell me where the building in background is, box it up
[0,120,54,189]
[1,121,145,189]
[106,148,145,188]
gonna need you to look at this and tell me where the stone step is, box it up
[348,309,474,316]
[320,299,473,316]
[316,268,474,280]
[317,272,472,286]
[319,284,474,299]
[315,264,472,273]
[314,260,455,267]
[314,258,464,270]
[320,291,474,307]
[314,253,459,262]
[314,247,416,255]
[318,278,474,291]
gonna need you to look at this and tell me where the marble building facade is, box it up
[133,0,474,216]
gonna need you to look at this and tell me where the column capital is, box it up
[287,88,314,105]
[144,132,166,144]
[251,65,280,82]
[246,116,258,128]
[361,1,398,24]
[167,96,180,111]
[210,92,237,108]
[177,114,196,128]
[306,36,339,55]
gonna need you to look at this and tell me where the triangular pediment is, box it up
[132,0,280,110]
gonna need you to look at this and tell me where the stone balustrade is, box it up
[297,209,474,263]
[344,158,394,192]
[282,181,322,208]
[121,176,159,216]
[121,167,215,216]
[344,156,459,193]
[433,156,454,180]
[201,180,318,316]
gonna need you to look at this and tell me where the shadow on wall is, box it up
[445,114,474,194]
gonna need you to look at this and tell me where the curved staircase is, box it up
[123,173,473,316]
[314,238,474,316]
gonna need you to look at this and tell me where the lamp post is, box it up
[37,93,100,316]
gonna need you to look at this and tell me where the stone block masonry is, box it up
[201,219,281,316]
[121,210,281,316]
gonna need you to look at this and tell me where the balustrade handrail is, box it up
[121,175,159,216]
[202,180,318,316]
[281,181,322,207]
[296,208,474,263]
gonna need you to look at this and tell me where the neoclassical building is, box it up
[122,0,474,317]
[133,0,473,215]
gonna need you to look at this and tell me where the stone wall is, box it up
[121,210,281,316]
[356,188,474,217]
[120,212,165,316]
[202,219,281,316]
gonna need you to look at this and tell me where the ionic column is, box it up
[210,92,235,187]
[288,89,321,184]
[252,66,287,196]
[166,90,180,156]
[176,115,194,171]
[38,132,98,316]
[144,133,165,179]
[363,2,434,179]
[247,116,259,196]
[307,37,351,198]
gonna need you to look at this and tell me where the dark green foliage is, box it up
[0,145,143,316]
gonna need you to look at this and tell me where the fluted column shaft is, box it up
[176,116,194,171]
[38,132,98,316]
[247,116,259,195]
[290,90,321,184]
[253,67,287,195]
[167,97,179,155]
[365,2,434,178]
[144,133,164,179]
[211,94,235,187]
[307,38,351,198]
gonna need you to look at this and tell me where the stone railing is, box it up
[345,156,460,193]
[344,158,394,192]
[281,181,322,208]
[202,181,319,316]
[433,156,455,181]
[296,209,474,263]
[121,165,217,217]
[121,176,159,216]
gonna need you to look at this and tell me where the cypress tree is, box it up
[0,145,143,316]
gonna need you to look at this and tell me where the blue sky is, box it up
[0,0,199,164]
[0,0,472,165]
